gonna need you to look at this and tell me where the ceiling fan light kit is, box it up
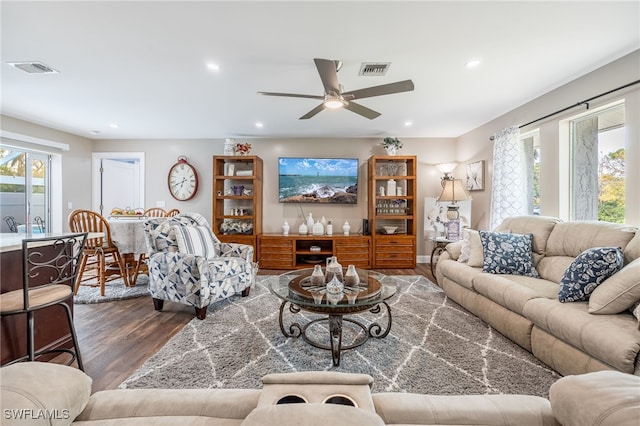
[258,58,414,120]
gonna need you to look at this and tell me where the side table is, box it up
[429,238,453,283]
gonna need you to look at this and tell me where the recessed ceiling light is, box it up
[404,121,413,127]
[465,59,481,68]
[207,63,220,71]
[109,123,119,129]
[89,130,100,135]
[255,122,264,128]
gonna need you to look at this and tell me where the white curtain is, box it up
[490,126,528,230]
[572,117,599,220]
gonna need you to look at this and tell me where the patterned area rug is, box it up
[73,275,150,304]
[119,275,560,396]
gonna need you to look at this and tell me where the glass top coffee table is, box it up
[268,268,397,366]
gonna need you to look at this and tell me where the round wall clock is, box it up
[168,156,199,201]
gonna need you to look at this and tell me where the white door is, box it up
[92,153,145,216]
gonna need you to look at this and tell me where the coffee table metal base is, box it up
[277,300,392,366]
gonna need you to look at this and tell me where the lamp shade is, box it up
[437,178,471,202]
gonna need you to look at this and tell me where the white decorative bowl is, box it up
[382,226,398,234]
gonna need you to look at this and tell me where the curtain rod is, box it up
[489,79,640,140]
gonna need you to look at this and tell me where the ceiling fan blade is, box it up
[314,58,340,94]
[299,103,326,120]
[257,91,324,100]
[343,101,381,120]
[342,80,415,100]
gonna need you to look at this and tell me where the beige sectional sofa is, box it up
[2,362,640,425]
[435,215,640,377]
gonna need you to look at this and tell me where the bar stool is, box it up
[0,233,87,370]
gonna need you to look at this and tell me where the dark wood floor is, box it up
[74,265,435,392]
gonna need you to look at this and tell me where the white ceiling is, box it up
[1,1,639,140]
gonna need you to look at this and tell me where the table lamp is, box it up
[437,176,471,220]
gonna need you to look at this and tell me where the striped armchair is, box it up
[143,212,256,319]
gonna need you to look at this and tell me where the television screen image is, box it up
[278,158,358,204]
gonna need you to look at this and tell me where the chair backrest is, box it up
[166,208,180,217]
[144,212,215,254]
[144,207,168,217]
[21,233,87,310]
[68,209,115,250]
[3,216,18,233]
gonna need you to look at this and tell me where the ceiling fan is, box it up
[257,58,415,120]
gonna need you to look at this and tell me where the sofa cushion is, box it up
[589,258,640,314]
[473,273,558,315]
[624,231,640,264]
[546,221,636,258]
[549,371,640,426]
[494,215,561,256]
[457,229,483,267]
[437,258,482,291]
[523,298,640,373]
[480,231,540,277]
[558,247,624,303]
[536,256,575,284]
[174,225,218,259]
[372,393,555,426]
[0,362,92,426]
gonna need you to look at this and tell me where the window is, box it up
[0,147,51,232]
[521,130,540,215]
[569,103,625,223]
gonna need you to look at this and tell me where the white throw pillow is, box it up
[457,229,483,267]
[173,225,218,259]
[457,229,471,263]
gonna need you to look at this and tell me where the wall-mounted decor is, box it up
[278,157,358,204]
[466,160,485,191]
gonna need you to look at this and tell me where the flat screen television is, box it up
[278,157,358,204]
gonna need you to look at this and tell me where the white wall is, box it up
[92,137,457,258]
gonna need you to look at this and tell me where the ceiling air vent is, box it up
[358,62,391,76]
[6,61,59,74]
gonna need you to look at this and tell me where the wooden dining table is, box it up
[108,216,149,285]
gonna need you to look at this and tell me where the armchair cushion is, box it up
[174,225,218,259]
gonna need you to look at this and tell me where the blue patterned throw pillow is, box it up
[558,247,624,303]
[479,231,539,277]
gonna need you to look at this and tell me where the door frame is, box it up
[92,152,145,215]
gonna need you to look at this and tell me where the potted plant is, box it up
[382,137,402,156]
[234,142,252,156]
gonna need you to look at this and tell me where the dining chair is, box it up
[34,216,45,232]
[68,209,130,296]
[166,208,180,217]
[3,216,19,233]
[0,233,87,370]
[144,207,168,217]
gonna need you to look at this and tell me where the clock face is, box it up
[168,161,198,201]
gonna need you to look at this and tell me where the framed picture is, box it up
[423,197,472,241]
[466,160,485,191]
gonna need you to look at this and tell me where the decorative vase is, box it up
[326,221,333,236]
[386,179,396,196]
[342,220,351,236]
[224,138,236,156]
[312,220,324,236]
[326,275,344,295]
[306,213,314,230]
[310,264,325,286]
[320,216,327,230]
[344,264,360,287]
[282,220,290,236]
[298,223,308,235]
[325,256,343,283]
[385,146,397,156]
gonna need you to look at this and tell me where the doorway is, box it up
[92,152,145,216]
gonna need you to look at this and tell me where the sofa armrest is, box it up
[0,362,92,426]
[445,240,463,261]
[215,242,254,262]
[549,371,640,426]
